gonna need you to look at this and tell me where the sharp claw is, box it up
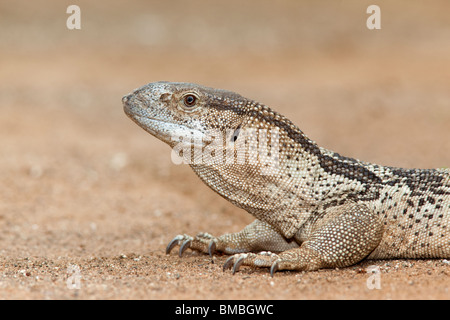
[270,261,279,277]
[166,235,182,254]
[208,241,216,257]
[179,239,192,257]
[223,256,234,272]
[232,256,245,275]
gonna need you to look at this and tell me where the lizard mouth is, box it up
[127,112,207,149]
[127,113,174,136]
[123,98,170,129]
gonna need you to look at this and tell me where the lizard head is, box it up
[123,81,252,149]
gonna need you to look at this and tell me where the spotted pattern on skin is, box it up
[124,82,450,274]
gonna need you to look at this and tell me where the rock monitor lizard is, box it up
[123,81,450,276]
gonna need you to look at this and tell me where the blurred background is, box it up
[0,0,449,299]
[2,1,450,165]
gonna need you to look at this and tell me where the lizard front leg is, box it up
[225,201,384,275]
[166,219,299,257]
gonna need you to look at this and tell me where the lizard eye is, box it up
[183,94,198,108]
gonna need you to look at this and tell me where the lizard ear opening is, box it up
[231,124,241,142]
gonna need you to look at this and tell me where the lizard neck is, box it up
[185,118,359,237]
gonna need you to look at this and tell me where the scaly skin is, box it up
[123,81,450,276]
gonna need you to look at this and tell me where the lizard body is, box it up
[123,81,450,275]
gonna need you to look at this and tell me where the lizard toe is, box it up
[166,234,193,255]
[166,235,182,254]
[270,260,279,277]
[179,239,193,257]
[223,255,236,272]
[223,252,280,274]
[166,233,220,257]
[223,253,249,274]
[208,241,216,257]
[232,255,247,274]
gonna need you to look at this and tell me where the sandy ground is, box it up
[0,1,449,299]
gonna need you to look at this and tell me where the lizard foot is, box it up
[223,248,327,276]
[166,233,217,257]
[223,251,280,276]
[165,220,300,260]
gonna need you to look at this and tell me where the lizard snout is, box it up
[122,94,131,104]
[122,93,137,118]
